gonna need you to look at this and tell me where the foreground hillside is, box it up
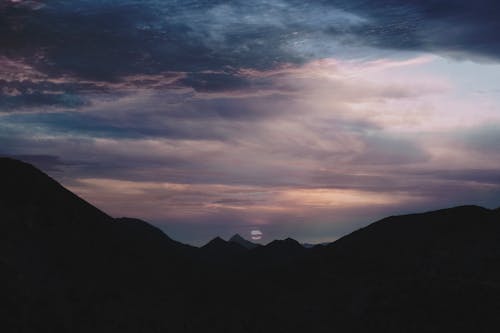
[1,157,500,332]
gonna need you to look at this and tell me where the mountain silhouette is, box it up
[114,217,197,256]
[245,237,307,267]
[202,236,247,253]
[2,157,500,332]
[259,237,306,258]
[319,205,500,272]
[299,205,500,332]
[0,158,195,332]
[266,237,303,249]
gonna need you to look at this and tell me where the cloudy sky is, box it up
[2,0,500,245]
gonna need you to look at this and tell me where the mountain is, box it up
[228,233,260,249]
[265,237,304,251]
[2,157,500,332]
[0,157,195,332]
[245,237,307,267]
[202,236,247,252]
[114,217,197,255]
[321,205,500,271]
[299,205,500,332]
[301,242,330,248]
[199,236,247,263]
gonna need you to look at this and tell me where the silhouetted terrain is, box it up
[2,157,500,332]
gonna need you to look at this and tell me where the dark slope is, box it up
[298,206,500,332]
[320,205,500,274]
[114,217,196,255]
[3,157,500,333]
[0,158,194,333]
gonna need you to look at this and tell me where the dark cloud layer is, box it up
[2,0,500,89]
[1,0,298,82]
[334,0,500,61]
[2,0,500,114]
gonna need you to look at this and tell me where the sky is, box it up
[1,0,500,245]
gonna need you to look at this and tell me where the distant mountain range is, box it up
[2,157,500,332]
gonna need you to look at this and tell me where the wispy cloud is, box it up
[2,1,500,244]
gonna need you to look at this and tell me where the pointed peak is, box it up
[229,233,260,249]
[210,236,226,243]
[279,237,301,244]
[229,233,245,241]
[202,236,227,248]
[284,237,299,243]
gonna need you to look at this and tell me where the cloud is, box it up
[2,0,500,244]
[0,89,87,111]
[2,56,497,195]
[455,123,500,155]
[2,0,499,99]
[1,0,499,122]
[326,0,500,62]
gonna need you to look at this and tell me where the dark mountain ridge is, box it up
[0,158,196,332]
[322,205,500,271]
[198,236,248,264]
[2,157,500,332]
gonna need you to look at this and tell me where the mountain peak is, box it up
[264,237,304,251]
[199,236,247,262]
[229,233,260,249]
[229,233,245,242]
[270,237,302,246]
[203,236,226,247]
[284,237,298,243]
